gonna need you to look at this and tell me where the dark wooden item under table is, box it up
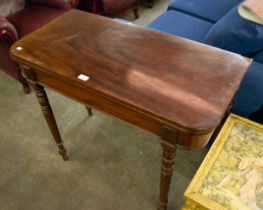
[10,10,249,210]
[149,0,153,8]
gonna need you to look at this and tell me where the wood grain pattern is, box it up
[10,10,249,136]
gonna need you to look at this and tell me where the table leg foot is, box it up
[157,143,177,210]
[58,147,68,161]
[157,201,167,210]
[85,106,93,116]
[33,84,68,161]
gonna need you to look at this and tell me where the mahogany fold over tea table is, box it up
[10,10,249,210]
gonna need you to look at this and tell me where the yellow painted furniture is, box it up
[182,114,263,210]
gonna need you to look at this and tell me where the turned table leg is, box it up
[134,7,139,19]
[16,66,30,94]
[32,84,68,161]
[157,143,177,210]
[149,0,153,8]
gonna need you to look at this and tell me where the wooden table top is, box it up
[11,10,249,134]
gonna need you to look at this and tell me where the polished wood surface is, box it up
[10,10,249,210]
[11,10,248,138]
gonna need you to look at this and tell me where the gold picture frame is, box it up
[182,114,263,210]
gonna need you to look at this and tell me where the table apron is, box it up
[32,69,212,149]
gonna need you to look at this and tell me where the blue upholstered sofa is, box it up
[148,0,263,124]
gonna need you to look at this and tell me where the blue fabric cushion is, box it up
[254,50,263,64]
[168,0,243,23]
[232,61,263,121]
[148,11,213,42]
[203,7,263,58]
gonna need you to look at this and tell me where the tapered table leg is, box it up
[32,84,68,161]
[134,7,139,19]
[85,106,93,116]
[149,0,153,8]
[157,143,177,210]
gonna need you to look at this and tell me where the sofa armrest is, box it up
[0,17,19,44]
